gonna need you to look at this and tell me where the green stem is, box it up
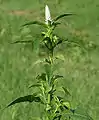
[49,48,53,65]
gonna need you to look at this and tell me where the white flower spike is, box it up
[45,5,52,24]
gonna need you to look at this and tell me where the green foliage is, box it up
[53,13,75,21]
[5,4,94,120]
[7,94,42,107]
[22,21,47,28]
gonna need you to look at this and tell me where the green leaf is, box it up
[7,94,42,107]
[29,84,41,88]
[56,38,68,46]
[34,59,44,65]
[56,87,71,96]
[45,59,51,64]
[53,38,68,49]
[62,102,70,110]
[11,40,32,44]
[55,54,65,61]
[52,22,61,27]
[52,75,63,81]
[57,96,64,101]
[62,87,71,96]
[36,73,46,81]
[54,13,75,21]
[70,108,76,114]
[22,21,47,28]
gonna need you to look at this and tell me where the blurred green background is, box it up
[0,0,99,120]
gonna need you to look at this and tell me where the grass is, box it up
[0,0,99,120]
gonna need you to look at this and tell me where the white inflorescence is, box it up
[45,5,52,24]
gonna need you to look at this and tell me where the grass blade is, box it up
[65,113,93,120]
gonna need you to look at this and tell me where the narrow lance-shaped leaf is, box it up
[62,87,71,96]
[54,13,75,21]
[52,22,61,27]
[56,38,68,46]
[11,40,32,44]
[50,75,63,86]
[52,75,63,81]
[53,37,68,49]
[29,83,42,88]
[22,21,47,28]
[7,94,42,108]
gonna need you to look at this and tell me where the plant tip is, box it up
[45,5,52,24]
